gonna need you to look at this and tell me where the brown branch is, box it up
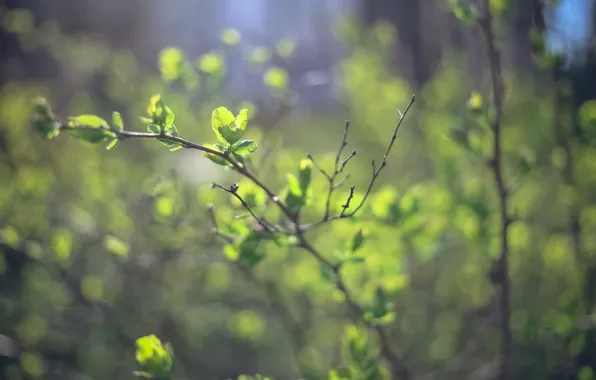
[302,95,416,231]
[477,3,512,380]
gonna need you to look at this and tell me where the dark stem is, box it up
[478,3,512,380]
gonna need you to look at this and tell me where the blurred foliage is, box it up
[1,3,596,380]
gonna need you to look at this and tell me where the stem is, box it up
[478,3,512,380]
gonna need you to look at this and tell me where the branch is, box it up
[478,3,512,380]
[211,182,275,232]
[302,95,416,231]
[307,119,354,222]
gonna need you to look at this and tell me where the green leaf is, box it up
[286,174,302,196]
[211,106,236,144]
[106,138,118,150]
[139,117,153,125]
[238,234,264,267]
[147,94,175,127]
[32,97,60,139]
[319,265,334,283]
[158,47,184,82]
[68,128,115,144]
[285,190,305,212]
[350,229,367,252]
[221,28,241,46]
[298,159,312,193]
[264,67,289,89]
[248,46,272,64]
[232,140,257,155]
[112,111,124,131]
[135,335,173,377]
[198,52,225,75]
[219,124,244,145]
[369,286,390,320]
[203,144,230,166]
[68,114,109,129]
[345,256,366,264]
[235,109,249,130]
[33,117,60,139]
[104,235,129,258]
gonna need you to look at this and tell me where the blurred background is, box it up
[1,0,596,379]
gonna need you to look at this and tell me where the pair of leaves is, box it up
[212,107,246,144]
[204,107,258,165]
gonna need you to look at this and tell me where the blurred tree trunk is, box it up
[360,0,546,86]
[361,0,463,88]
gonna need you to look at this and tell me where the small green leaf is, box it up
[248,46,272,64]
[345,256,366,264]
[235,109,249,130]
[298,159,312,193]
[285,190,305,212]
[68,115,109,129]
[68,128,115,144]
[264,66,289,89]
[203,144,230,166]
[112,111,124,131]
[211,106,236,144]
[32,97,60,139]
[106,138,118,150]
[147,124,160,134]
[232,140,257,155]
[238,234,264,267]
[319,265,334,282]
[219,124,244,145]
[146,94,174,127]
[286,174,302,196]
[33,117,60,139]
[104,235,129,258]
[350,229,367,252]
[135,335,173,377]
[221,28,241,46]
[158,47,184,82]
[198,52,226,75]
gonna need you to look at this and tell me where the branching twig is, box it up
[211,182,274,232]
[307,120,354,222]
[302,95,416,231]
[477,3,512,380]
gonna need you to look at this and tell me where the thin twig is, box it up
[478,3,512,380]
[211,182,273,232]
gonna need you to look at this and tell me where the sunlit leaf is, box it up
[221,28,241,45]
[264,67,289,89]
[235,109,249,130]
[232,140,257,155]
[112,111,124,131]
